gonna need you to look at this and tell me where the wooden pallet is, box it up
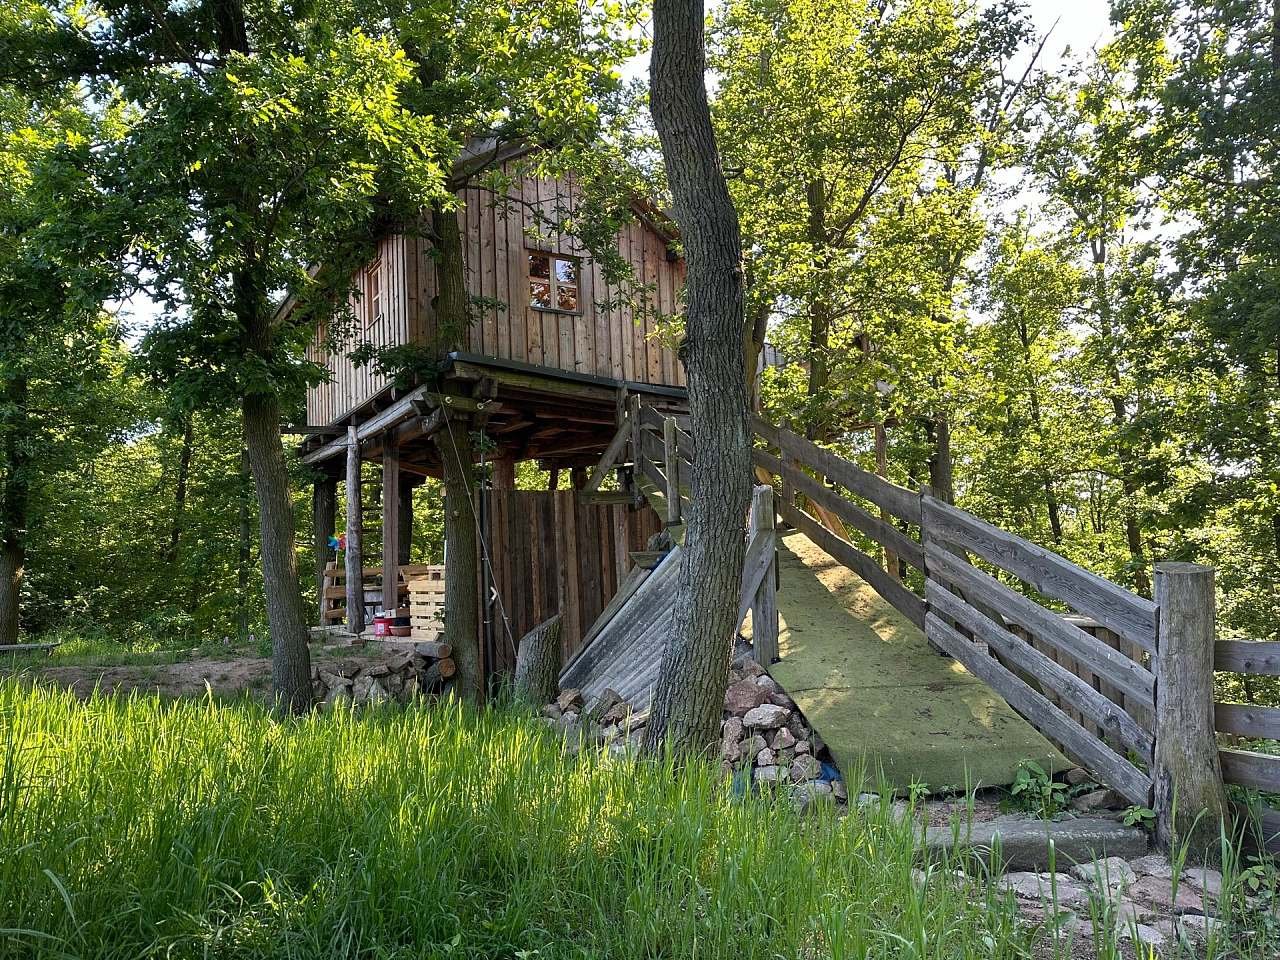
[321,562,443,624]
[407,568,447,642]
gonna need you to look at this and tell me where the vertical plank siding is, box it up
[305,164,687,427]
[480,488,662,679]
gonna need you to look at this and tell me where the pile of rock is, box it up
[541,657,848,809]
[313,641,456,707]
[719,657,846,807]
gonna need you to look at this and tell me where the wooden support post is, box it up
[663,416,681,525]
[344,426,365,635]
[1152,562,1228,860]
[313,477,336,625]
[381,437,400,614]
[750,484,779,665]
[492,456,516,491]
[398,477,416,565]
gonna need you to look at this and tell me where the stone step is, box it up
[923,815,1148,872]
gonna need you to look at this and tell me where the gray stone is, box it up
[1182,866,1223,899]
[540,703,563,720]
[724,678,771,715]
[832,779,848,802]
[321,683,352,708]
[790,754,822,783]
[753,674,780,693]
[754,765,788,784]
[1064,767,1094,786]
[792,779,833,813]
[742,703,790,729]
[770,727,796,751]
[924,818,1148,873]
[856,792,881,807]
[1130,855,1174,879]
[794,740,811,755]
[740,734,767,761]
[1000,872,1051,899]
[768,691,796,709]
[721,717,744,744]
[1176,914,1223,939]
[1069,788,1125,813]
[1118,922,1167,949]
[318,670,350,690]
[362,662,391,678]
[1129,874,1207,913]
[755,747,776,767]
[1070,857,1137,891]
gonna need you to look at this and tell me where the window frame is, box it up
[527,250,583,315]
[364,258,383,327]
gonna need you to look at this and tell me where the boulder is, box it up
[742,703,791,729]
[1064,767,1093,787]
[321,684,352,709]
[587,688,625,721]
[740,734,767,761]
[1182,867,1223,899]
[1128,875,1208,913]
[754,674,780,693]
[999,872,1051,899]
[721,717,745,744]
[1069,857,1136,891]
[768,691,796,709]
[754,765,788,784]
[794,740,811,755]
[540,703,563,721]
[832,780,848,802]
[756,747,776,767]
[770,727,796,751]
[791,754,822,783]
[1069,788,1125,813]
[724,679,771,715]
[792,779,833,813]
[362,662,391,678]
[1130,855,1174,880]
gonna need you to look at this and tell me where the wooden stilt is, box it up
[345,426,365,635]
[313,477,336,625]
[381,437,400,614]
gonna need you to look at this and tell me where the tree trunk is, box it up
[436,422,481,701]
[235,446,252,643]
[514,614,562,705]
[313,477,336,624]
[166,413,194,567]
[430,200,483,701]
[643,0,752,757]
[0,375,29,645]
[242,388,312,712]
[928,415,955,504]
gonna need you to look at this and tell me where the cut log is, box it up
[514,615,562,705]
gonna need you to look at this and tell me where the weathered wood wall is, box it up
[306,165,687,426]
[480,489,662,679]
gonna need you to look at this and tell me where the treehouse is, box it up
[293,151,689,679]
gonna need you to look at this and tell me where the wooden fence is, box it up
[480,488,662,677]
[746,414,1279,848]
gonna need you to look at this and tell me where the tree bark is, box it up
[242,388,312,712]
[643,0,752,757]
[514,614,562,705]
[430,200,483,701]
[435,422,481,701]
[166,413,194,567]
[235,446,252,643]
[0,375,30,646]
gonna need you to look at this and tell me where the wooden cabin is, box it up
[294,151,690,680]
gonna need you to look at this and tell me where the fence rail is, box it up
[1214,638,1280,795]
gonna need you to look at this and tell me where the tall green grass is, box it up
[1,680,1273,959]
[0,680,1037,959]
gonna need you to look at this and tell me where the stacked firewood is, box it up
[312,641,456,707]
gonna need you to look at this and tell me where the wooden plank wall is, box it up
[306,164,687,427]
[307,233,430,426]
[481,489,662,678]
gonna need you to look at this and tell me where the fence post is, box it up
[750,484,779,665]
[663,416,682,526]
[1152,562,1228,859]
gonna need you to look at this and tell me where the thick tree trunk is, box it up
[430,200,483,701]
[643,0,752,757]
[514,614,562,706]
[436,423,481,701]
[242,388,312,711]
[0,375,29,646]
[928,415,955,504]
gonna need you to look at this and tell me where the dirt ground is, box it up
[5,644,396,701]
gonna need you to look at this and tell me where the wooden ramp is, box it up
[760,532,1066,793]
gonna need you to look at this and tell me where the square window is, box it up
[528,252,582,314]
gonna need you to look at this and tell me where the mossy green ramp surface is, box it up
[764,532,1067,794]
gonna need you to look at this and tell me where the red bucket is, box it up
[371,615,392,637]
